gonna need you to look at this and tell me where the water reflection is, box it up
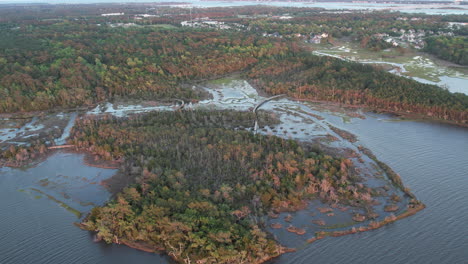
[0,152,168,264]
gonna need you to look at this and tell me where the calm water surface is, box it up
[1,112,467,263]
[270,113,468,264]
[0,1,466,262]
[0,152,168,264]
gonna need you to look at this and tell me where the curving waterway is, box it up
[1,80,467,263]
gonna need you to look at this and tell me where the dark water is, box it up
[0,152,167,264]
[1,113,467,264]
[271,113,468,264]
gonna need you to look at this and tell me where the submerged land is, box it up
[0,3,467,264]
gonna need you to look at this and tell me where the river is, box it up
[1,78,467,263]
[312,50,468,96]
[269,112,468,264]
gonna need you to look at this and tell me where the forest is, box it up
[0,23,286,112]
[0,5,447,263]
[424,36,468,65]
[1,5,467,124]
[69,110,376,263]
[247,11,449,41]
[247,52,468,124]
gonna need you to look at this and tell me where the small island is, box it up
[71,109,423,263]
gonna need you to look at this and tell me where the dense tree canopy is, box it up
[247,52,468,124]
[424,36,468,65]
[70,110,372,263]
[0,5,445,263]
[0,22,287,112]
[1,5,467,124]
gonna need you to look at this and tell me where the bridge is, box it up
[252,94,286,133]
[48,145,74,150]
[174,99,185,110]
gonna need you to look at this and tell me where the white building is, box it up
[101,13,124,17]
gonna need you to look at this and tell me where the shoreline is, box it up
[1,94,429,264]
[89,190,425,264]
[1,136,427,264]
[119,239,296,264]
[246,77,467,128]
[0,88,465,134]
[307,202,425,242]
[293,98,468,128]
[0,147,122,171]
[80,139,426,264]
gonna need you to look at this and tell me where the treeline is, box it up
[0,142,48,167]
[424,36,468,66]
[247,53,468,124]
[1,5,466,124]
[0,22,288,113]
[247,12,449,42]
[360,35,393,51]
[70,110,374,263]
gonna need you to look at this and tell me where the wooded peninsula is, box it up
[0,4,465,264]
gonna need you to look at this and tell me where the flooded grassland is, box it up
[310,42,468,95]
[3,77,466,263]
